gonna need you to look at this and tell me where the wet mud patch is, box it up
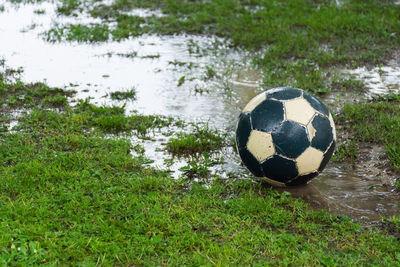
[356,144,398,188]
[313,143,400,222]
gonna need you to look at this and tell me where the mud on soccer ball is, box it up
[236,87,336,186]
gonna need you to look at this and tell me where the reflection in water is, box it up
[1,0,400,222]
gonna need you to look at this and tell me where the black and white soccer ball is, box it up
[236,87,336,186]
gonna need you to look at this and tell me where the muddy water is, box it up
[312,143,400,222]
[1,1,400,222]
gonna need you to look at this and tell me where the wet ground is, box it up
[348,65,400,96]
[1,1,400,222]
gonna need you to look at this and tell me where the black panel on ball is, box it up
[319,141,336,172]
[261,155,298,183]
[236,112,252,150]
[238,148,264,177]
[286,172,318,186]
[311,115,333,152]
[266,87,302,100]
[303,91,329,116]
[251,99,284,132]
[272,121,310,159]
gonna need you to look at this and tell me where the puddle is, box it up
[1,0,400,222]
[0,0,261,180]
[346,66,400,97]
[0,1,261,128]
[312,144,400,222]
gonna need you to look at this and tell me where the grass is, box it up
[335,94,400,172]
[109,88,136,101]
[140,54,160,59]
[166,123,225,155]
[1,60,400,264]
[50,0,400,62]
[178,152,224,180]
[33,8,46,14]
[381,215,400,236]
[47,23,111,42]
[331,75,366,92]
[332,139,358,164]
[2,127,400,265]
[116,50,138,58]
[42,0,400,93]
[2,0,400,264]
[0,64,75,115]
[74,98,175,135]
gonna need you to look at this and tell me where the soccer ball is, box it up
[236,87,336,186]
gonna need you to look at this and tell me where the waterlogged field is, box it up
[1,0,400,265]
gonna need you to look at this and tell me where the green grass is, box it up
[382,215,400,236]
[109,88,136,101]
[73,98,175,135]
[33,8,46,14]
[2,104,400,265]
[0,63,75,115]
[166,123,225,155]
[50,0,400,62]
[178,152,224,180]
[116,50,138,58]
[2,0,400,264]
[140,54,160,59]
[47,23,110,42]
[41,0,400,94]
[2,60,400,265]
[335,94,400,171]
[2,120,400,265]
[331,75,366,92]
[332,139,358,164]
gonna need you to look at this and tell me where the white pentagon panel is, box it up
[242,92,266,113]
[329,113,337,141]
[284,97,316,125]
[296,147,324,175]
[247,130,275,162]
